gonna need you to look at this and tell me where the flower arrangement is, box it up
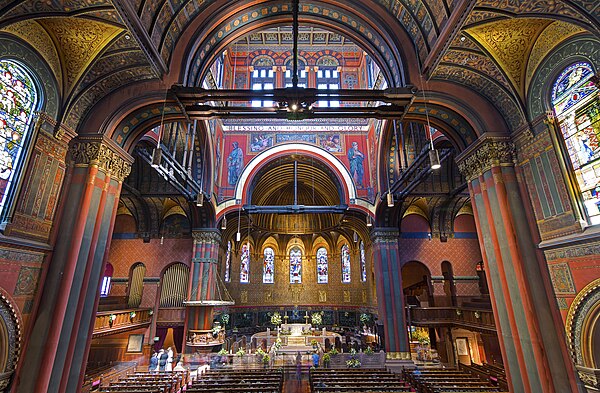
[328,348,339,356]
[262,354,270,364]
[109,314,117,322]
[346,358,361,368]
[311,339,318,347]
[364,346,374,355]
[474,311,481,319]
[273,338,282,350]
[270,312,282,326]
[359,313,370,324]
[212,326,222,337]
[412,329,430,345]
[322,353,331,363]
[256,348,265,356]
[349,348,357,355]
[236,348,245,357]
[221,313,230,326]
[129,311,136,320]
[217,349,228,356]
[311,312,323,326]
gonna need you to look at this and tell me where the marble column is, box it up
[457,135,578,393]
[184,230,222,351]
[16,136,132,393]
[371,228,410,364]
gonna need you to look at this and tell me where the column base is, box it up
[384,352,414,373]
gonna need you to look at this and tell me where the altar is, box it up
[250,323,341,353]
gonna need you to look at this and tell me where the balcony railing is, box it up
[156,307,186,325]
[93,308,153,338]
[409,307,496,331]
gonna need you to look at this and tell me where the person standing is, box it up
[158,349,167,371]
[149,352,158,372]
[166,347,174,371]
[347,141,365,187]
[295,352,302,382]
[312,351,320,368]
[227,141,244,185]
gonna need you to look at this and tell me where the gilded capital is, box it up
[192,230,222,244]
[456,135,515,181]
[371,228,399,244]
[68,136,133,182]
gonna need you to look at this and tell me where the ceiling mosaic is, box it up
[0,0,597,136]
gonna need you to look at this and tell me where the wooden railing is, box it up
[410,307,496,331]
[93,308,153,338]
[156,307,185,324]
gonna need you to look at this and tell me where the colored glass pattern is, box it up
[0,60,38,218]
[290,246,302,283]
[360,241,366,282]
[224,241,231,282]
[552,62,600,225]
[341,243,351,283]
[263,247,274,283]
[317,247,328,283]
[240,242,250,283]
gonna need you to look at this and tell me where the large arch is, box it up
[220,143,371,213]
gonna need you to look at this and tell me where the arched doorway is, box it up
[401,261,433,307]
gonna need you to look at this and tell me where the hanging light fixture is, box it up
[419,66,441,170]
[221,216,227,230]
[353,231,359,243]
[236,206,242,242]
[196,192,204,207]
[151,92,168,168]
[366,215,372,227]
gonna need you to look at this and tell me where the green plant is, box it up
[311,312,322,326]
[322,353,331,362]
[346,358,361,368]
[359,313,370,324]
[328,348,339,356]
[217,349,228,355]
[311,339,318,346]
[262,354,270,364]
[256,348,265,356]
[236,348,245,357]
[412,329,430,345]
[364,346,374,355]
[349,348,357,355]
[270,312,282,326]
[221,313,230,325]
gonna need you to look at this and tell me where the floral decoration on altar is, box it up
[270,312,282,326]
[311,311,323,326]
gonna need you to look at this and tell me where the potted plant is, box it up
[236,348,245,357]
[346,357,361,368]
[311,339,318,349]
[217,348,228,356]
[328,348,339,356]
[364,346,374,355]
[262,354,270,368]
[311,312,322,327]
[322,353,331,368]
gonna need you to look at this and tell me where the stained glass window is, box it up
[316,247,328,283]
[360,241,366,282]
[224,241,231,282]
[263,247,274,284]
[289,246,302,283]
[0,60,38,219]
[552,62,600,225]
[240,242,250,283]
[341,243,351,283]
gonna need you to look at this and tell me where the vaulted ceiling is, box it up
[0,0,598,139]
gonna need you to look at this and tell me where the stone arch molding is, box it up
[566,277,600,367]
[0,290,22,392]
[232,143,368,209]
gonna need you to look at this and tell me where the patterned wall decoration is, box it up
[432,64,526,130]
[466,18,553,95]
[528,36,600,121]
[545,240,600,261]
[439,49,513,91]
[186,2,404,87]
[466,1,593,27]
[549,262,576,295]
[13,266,40,296]
[110,104,183,148]
[406,102,478,148]
[0,36,59,118]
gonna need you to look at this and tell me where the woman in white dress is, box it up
[165,347,174,371]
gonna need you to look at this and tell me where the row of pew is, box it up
[403,368,508,393]
[99,371,189,393]
[310,368,414,392]
[458,362,507,391]
[188,368,283,393]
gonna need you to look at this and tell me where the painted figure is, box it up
[347,141,364,187]
[227,141,243,185]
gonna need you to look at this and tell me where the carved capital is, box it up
[371,228,399,244]
[68,136,133,182]
[456,135,515,181]
[192,230,222,244]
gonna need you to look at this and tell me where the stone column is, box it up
[16,135,132,393]
[457,134,577,393]
[371,228,411,367]
[184,230,222,351]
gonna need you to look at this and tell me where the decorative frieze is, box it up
[371,229,399,244]
[456,136,515,181]
[68,137,132,182]
[192,230,221,244]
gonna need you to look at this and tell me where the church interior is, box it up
[0,1,599,392]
